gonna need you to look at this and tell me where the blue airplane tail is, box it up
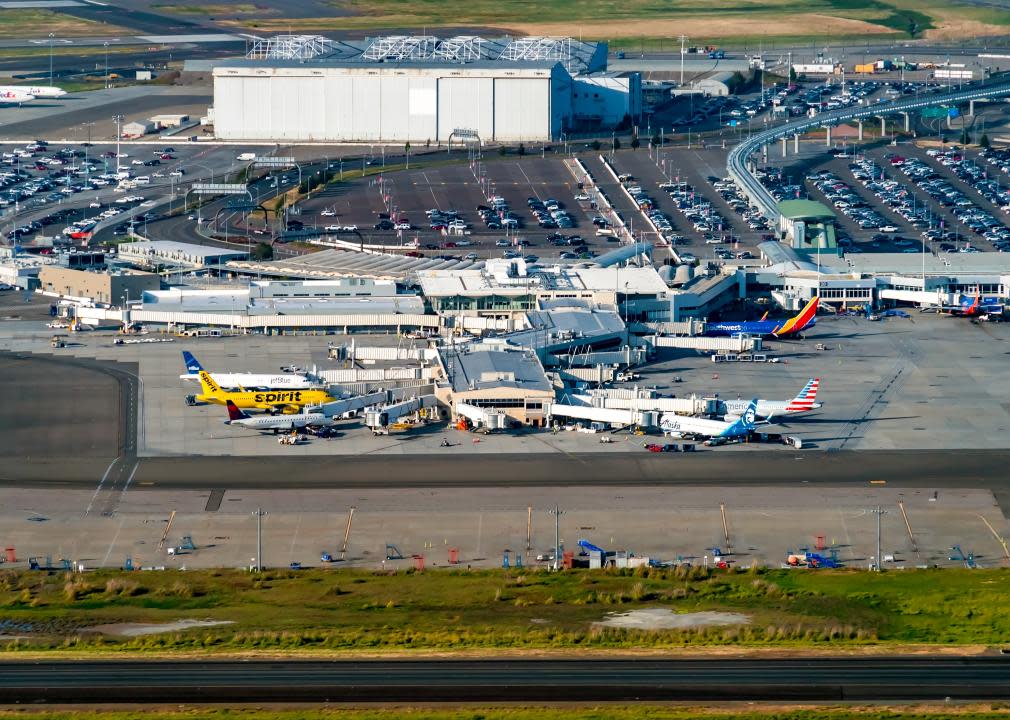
[182,350,203,375]
[727,399,759,435]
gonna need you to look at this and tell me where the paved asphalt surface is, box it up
[3,352,1010,511]
[3,658,1010,702]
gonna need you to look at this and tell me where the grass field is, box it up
[223,0,1010,43]
[5,707,1010,720]
[2,566,1010,655]
[0,9,127,37]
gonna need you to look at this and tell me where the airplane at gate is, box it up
[195,371,333,414]
[722,378,822,420]
[659,399,759,440]
[705,296,819,338]
[223,400,334,433]
[943,293,1003,317]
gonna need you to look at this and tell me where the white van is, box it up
[236,152,256,161]
[134,176,151,185]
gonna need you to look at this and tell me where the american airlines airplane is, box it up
[0,85,66,99]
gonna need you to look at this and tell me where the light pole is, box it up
[252,507,265,572]
[48,33,54,88]
[547,505,564,571]
[112,115,123,172]
[103,42,109,89]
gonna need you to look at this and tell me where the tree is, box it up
[272,196,284,216]
[404,141,411,169]
[612,137,621,151]
[650,134,661,147]
[980,133,990,149]
[630,136,640,150]
[498,145,507,156]
[591,139,601,151]
[960,129,971,146]
[251,242,273,260]
[517,143,526,156]
[789,65,797,83]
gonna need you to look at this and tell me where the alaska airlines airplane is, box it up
[659,399,759,440]
[0,85,65,99]
[705,296,819,338]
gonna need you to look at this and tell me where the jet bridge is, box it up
[546,403,659,429]
[366,394,440,434]
[310,391,389,418]
[455,402,508,432]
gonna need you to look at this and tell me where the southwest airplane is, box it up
[722,378,822,420]
[196,371,333,414]
[223,400,334,433]
[180,351,318,390]
[0,89,34,105]
[705,296,819,338]
[0,85,65,99]
[944,293,1003,317]
[659,399,759,440]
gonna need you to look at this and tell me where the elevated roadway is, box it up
[727,76,1010,222]
[3,658,1010,703]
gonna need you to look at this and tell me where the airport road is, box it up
[3,658,1010,703]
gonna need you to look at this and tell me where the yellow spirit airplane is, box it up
[196,371,333,414]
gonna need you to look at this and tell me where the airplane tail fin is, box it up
[182,350,203,375]
[198,370,222,396]
[728,399,759,433]
[759,310,769,321]
[785,378,820,412]
[775,296,819,336]
[225,400,249,422]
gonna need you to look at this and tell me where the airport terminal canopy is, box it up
[777,199,837,253]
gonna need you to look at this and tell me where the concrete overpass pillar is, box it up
[762,144,768,163]
[901,111,910,132]
[881,116,887,138]
[781,136,787,157]
[825,125,831,146]
[794,133,799,153]
[970,99,975,116]
[858,120,863,142]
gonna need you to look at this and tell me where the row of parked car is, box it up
[808,169,891,235]
[528,196,574,229]
[847,156,929,233]
[894,151,1006,250]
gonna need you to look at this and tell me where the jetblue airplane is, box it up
[179,351,318,390]
[706,296,819,338]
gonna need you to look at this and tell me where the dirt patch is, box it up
[923,17,1010,41]
[500,14,896,39]
[85,620,234,637]
[595,608,751,631]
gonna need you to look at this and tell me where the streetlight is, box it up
[103,42,109,89]
[48,33,54,88]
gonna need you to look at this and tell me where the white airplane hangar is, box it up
[212,34,639,143]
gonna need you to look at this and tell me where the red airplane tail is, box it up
[226,400,249,422]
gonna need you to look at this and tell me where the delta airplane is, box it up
[223,400,334,433]
[180,351,318,390]
[0,89,34,105]
[705,296,819,338]
[659,399,759,440]
[722,378,822,420]
[195,371,333,414]
[0,85,65,99]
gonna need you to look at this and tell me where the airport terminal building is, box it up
[212,35,640,143]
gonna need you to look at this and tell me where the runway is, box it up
[3,658,1010,703]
